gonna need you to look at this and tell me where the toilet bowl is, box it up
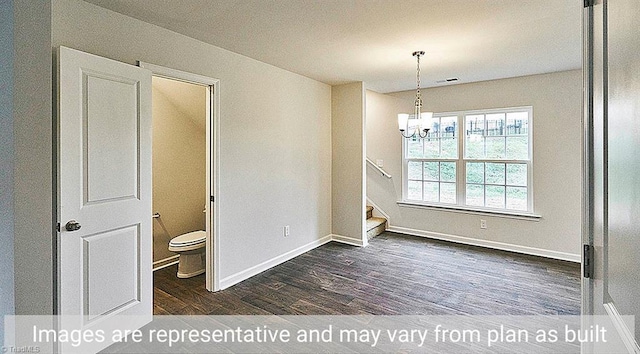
[168,230,206,278]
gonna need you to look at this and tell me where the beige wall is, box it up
[1,0,16,343]
[368,70,583,259]
[331,82,366,244]
[52,0,332,280]
[152,78,206,262]
[13,0,53,319]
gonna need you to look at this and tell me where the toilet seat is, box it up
[169,230,205,252]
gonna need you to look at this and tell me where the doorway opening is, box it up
[139,62,220,292]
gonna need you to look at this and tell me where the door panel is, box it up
[85,73,140,203]
[84,225,140,320]
[607,0,640,344]
[585,0,640,351]
[58,46,152,353]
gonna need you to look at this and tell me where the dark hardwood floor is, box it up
[153,232,581,316]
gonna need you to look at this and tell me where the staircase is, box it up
[366,205,387,240]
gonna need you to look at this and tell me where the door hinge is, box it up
[56,223,60,232]
[583,244,594,278]
[584,0,595,7]
[210,195,215,202]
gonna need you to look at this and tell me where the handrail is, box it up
[366,157,392,179]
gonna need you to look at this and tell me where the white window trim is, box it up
[396,200,542,220]
[401,106,536,216]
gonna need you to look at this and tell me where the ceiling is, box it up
[85,0,582,93]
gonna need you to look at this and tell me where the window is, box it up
[405,116,458,203]
[402,107,533,214]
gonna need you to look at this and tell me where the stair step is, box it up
[366,217,385,230]
[366,217,386,240]
[366,205,373,219]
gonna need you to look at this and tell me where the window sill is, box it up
[396,200,542,221]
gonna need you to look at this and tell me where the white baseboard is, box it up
[331,234,366,247]
[153,255,180,271]
[387,225,581,263]
[219,235,333,290]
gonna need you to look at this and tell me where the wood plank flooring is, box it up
[153,232,581,316]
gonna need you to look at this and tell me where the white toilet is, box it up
[168,230,206,278]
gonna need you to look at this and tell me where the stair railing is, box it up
[366,157,392,179]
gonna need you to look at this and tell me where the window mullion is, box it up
[527,159,533,212]
[419,168,424,202]
[402,138,408,201]
[503,161,507,208]
[458,113,465,206]
[483,163,487,207]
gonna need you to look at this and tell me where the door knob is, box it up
[65,220,81,232]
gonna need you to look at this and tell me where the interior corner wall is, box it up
[331,82,366,243]
[368,70,583,259]
[151,84,206,263]
[13,0,54,317]
[52,0,332,279]
[364,89,411,208]
[0,0,16,344]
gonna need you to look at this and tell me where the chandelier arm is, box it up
[403,114,416,138]
[399,129,415,139]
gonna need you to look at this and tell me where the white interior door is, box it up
[584,0,640,352]
[57,46,152,353]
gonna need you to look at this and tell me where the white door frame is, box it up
[138,62,221,291]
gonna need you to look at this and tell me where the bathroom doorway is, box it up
[139,62,220,292]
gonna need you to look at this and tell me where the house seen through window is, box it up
[402,106,533,213]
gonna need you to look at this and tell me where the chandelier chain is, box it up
[398,50,430,139]
[414,52,423,108]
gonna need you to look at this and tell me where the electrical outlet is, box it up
[480,219,487,229]
[376,159,384,167]
[284,225,290,237]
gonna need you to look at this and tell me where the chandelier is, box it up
[398,51,433,138]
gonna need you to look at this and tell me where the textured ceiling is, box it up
[85,0,582,93]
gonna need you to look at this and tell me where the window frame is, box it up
[401,106,535,215]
